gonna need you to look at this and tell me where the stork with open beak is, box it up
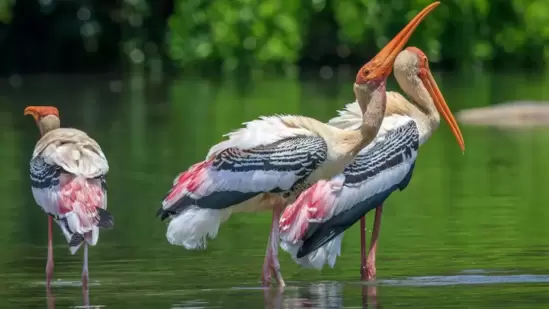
[156,2,441,287]
[279,46,465,280]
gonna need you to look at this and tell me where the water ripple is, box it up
[382,274,549,286]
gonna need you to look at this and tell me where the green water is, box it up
[2,72,549,308]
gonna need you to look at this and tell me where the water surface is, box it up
[1,72,549,308]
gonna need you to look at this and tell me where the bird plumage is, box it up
[156,2,442,286]
[278,46,465,277]
[279,115,419,269]
[158,119,329,249]
[30,128,114,254]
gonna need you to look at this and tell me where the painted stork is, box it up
[24,106,114,289]
[156,2,441,287]
[278,46,465,280]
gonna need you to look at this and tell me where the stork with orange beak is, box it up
[279,46,465,280]
[24,106,114,289]
[156,3,441,286]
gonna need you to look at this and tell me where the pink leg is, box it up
[269,205,285,287]
[82,267,90,309]
[360,216,367,281]
[82,288,89,309]
[361,285,379,309]
[261,205,286,287]
[46,216,54,289]
[46,284,56,309]
[82,243,89,289]
[366,205,383,280]
[262,235,273,286]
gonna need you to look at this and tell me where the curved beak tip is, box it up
[24,108,39,120]
[369,2,440,79]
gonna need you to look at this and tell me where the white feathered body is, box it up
[157,115,366,250]
[30,128,114,254]
[279,98,431,269]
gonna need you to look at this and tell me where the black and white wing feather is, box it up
[158,135,328,219]
[279,115,420,268]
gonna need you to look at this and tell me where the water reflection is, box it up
[273,283,379,309]
[82,285,90,308]
[382,273,549,286]
[47,287,55,309]
[362,286,380,309]
[160,283,377,309]
[264,288,283,309]
[4,73,549,309]
[46,285,90,309]
[281,282,344,309]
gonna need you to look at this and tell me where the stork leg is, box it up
[366,205,383,280]
[269,205,286,287]
[261,204,286,287]
[46,216,54,289]
[82,243,89,289]
[360,216,367,281]
[262,236,273,286]
[82,259,90,309]
[46,284,56,309]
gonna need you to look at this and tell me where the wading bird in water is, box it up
[24,106,114,289]
[279,46,465,280]
[156,2,441,287]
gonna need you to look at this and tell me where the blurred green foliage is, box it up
[0,0,13,24]
[2,0,548,73]
[168,0,313,73]
[168,0,549,72]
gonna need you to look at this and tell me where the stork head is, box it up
[24,106,60,136]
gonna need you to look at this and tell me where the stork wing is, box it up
[280,118,419,267]
[29,128,112,253]
[158,135,328,220]
[32,128,109,178]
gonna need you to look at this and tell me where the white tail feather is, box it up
[85,226,99,246]
[280,234,344,269]
[69,227,99,255]
[57,220,100,255]
[166,206,231,249]
[70,243,82,255]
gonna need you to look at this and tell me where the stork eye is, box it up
[362,68,370,75]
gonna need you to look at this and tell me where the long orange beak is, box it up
[421,70,465,152]
[356,2,440,83]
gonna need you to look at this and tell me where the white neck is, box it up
[392,69,440,145]
[383,91,438,145]
[285,82,387,157]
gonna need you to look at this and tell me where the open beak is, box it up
[422,70,465,152]
[357,2,440,83]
